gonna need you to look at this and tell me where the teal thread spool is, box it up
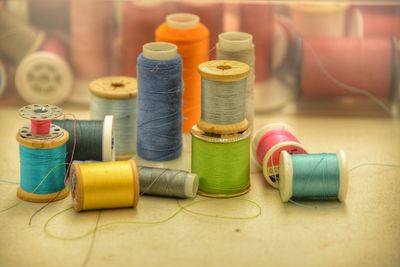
[16,125,70,202]
[279,151,348,202]
[16,104,70,202]
[191,125,250,198]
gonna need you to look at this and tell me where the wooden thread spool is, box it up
[296,36,397,98]
[17,104,69,202]
[70,160,140,212]
[197,60,250,134]
[89,76,138,160]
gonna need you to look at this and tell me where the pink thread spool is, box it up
[19,104,63,136]
[252,123,307,188]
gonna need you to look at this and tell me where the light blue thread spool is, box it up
[16,127,70,202]
[279,150,348,202]
[137,42,183,161]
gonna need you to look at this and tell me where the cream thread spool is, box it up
[197,59,250,134]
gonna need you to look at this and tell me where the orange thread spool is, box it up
[298,37,396,98]
[156,13,209,133]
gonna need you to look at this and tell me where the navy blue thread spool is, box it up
[137,42,183,161]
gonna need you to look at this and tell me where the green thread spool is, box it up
[279,150,348,202]
[191,125,250,198]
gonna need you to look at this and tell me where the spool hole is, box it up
[111,82,124,88]
[34,107,48,114]
[217,65,232,71]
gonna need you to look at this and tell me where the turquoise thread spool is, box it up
[16,104,70,202]
[279,150,348,202]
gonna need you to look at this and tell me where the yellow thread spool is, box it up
[70,160,140,212]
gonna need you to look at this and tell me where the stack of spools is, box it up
[16,104,70,202]
[252,123,348,203]
[191,60,252,197]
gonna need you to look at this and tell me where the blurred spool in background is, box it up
[27,0,70,33]
[348,8,400,38]
[15,37,73,104]
[296,36,398,98]
[0,8,45,65]
[252,123,307,188]
[52,115,115,163]
[156,13,209,133]
[121,1,174,77]
[89,76,137,161]
[238,3,273,82]
[191,125,251,198]
[290,3,349,37]
[70,160,140,212]
[70,0,112,104]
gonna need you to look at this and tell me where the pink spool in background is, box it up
[348,8,400,39]
[252,123,307,188]
[239,3,274,82]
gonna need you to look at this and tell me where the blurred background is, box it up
[0,0,399,118]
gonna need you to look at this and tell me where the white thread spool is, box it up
[166,13,199,29]
[216,32,254,134]
[15,52,72,104]
[89,76,137,160]
[279,150,348,202]
[142,42,177,60]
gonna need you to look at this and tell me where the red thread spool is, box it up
[298,37,396,98]
[31,120,51,135]
[252,123,307,188]
[348,8,400,38]
[239,4,274,82]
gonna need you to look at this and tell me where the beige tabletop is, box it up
[0,103,399,267]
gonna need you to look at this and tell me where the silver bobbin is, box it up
[18,124,63,140]
[19,104,62,120]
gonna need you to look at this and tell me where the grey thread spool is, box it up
[52,115,115,162]
[0,9,45,64]
[138,166,198,198]
[197,59,250,134]
[216,32,255,133]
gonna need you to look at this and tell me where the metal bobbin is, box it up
[19,104,62,120]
